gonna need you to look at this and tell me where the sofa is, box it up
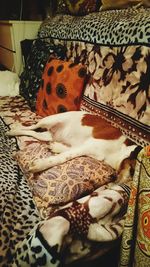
[0,3,149,267]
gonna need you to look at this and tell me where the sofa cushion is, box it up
[36,58,88,116]
[14,143,116,207]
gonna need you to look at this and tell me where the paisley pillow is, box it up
[14,143,116,207]
[36,58,88,116]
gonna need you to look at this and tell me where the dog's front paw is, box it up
[50,142,68,154]
[29,159,44,173]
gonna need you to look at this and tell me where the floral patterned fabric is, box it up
[82,45,150,126]
[65,42,150,128]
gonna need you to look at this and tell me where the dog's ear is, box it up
[116,145,142,184]
[116,157,135,184]
[128,145,142,160]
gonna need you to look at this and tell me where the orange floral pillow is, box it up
[36,58,88,117]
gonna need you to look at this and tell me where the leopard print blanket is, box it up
[0,117,40,266]
[38,7,150,45]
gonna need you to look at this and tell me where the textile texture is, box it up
[0,116,40,267]
[38,8,150,45]
[36,58,88,116]
[1,6,150,266]
[120,149,150,267]
[15,143,116,207]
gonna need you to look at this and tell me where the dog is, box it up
[7,111,140,181]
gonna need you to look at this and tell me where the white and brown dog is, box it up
[7,111,140,181]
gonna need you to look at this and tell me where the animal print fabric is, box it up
[38,7,150,45]
[0,116,40,267]
[11,225,61,267]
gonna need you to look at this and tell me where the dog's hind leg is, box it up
[7,129,52,141]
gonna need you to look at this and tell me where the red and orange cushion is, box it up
[36,58,88,117]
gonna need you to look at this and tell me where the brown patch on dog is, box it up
[82,114,122,140]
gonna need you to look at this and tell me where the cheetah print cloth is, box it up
[38,7,150,45]
[0,117,40,267]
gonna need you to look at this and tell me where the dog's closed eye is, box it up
[34,127,47,133]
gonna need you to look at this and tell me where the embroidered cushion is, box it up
[36,58,88,116]
[14,143,116,208]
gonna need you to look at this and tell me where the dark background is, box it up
[0,0,55,20]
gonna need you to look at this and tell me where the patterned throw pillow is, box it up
[65,0,101,15]
[100,0,150,10]
[14,143,116,207]
[19,39,67,111]
[36,58,88,116]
